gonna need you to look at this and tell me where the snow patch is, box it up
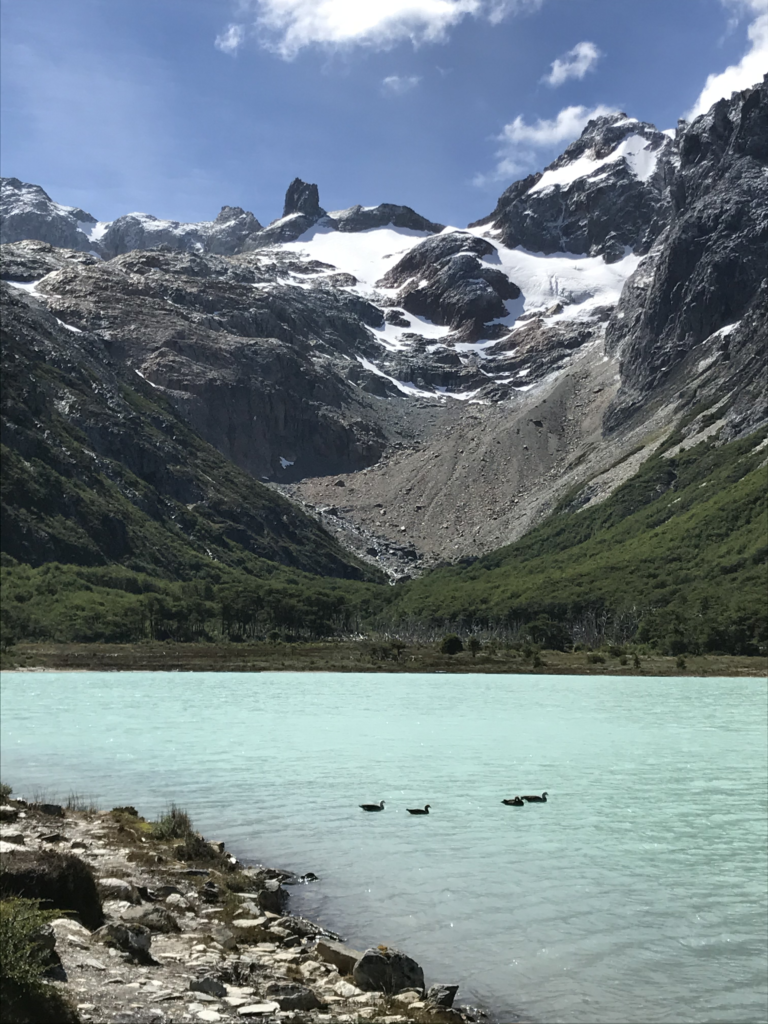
[6,279,42,295]
[282,224,432,292]
[528,134,661,194]
[279,456,295,469]
[55,318,82,333]
[134,369,160,389]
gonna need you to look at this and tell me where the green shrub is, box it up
[440,634,463,656]
[0,782,12,802]
[0,898,58,991]
[151,804,192,841]
[587,652,606,664]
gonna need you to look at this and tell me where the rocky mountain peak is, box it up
[471,112,676,261]
[283,178,325,220]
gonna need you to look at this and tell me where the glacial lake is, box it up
[1,672,766,1024]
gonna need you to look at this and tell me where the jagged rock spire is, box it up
[283,178,324,219]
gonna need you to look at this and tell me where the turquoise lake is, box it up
[1,672,766,1024]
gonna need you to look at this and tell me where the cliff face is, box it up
[604,76,768,432]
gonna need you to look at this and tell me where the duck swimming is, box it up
[522,792,548,803]
[407,805,431,815]
[359,801,385,811]
[502,797,525,806]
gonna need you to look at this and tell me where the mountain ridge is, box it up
[1,77,766,653]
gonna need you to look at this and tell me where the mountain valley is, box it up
[1,77,766,654]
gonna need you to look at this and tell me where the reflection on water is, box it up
[1,672,766,1024]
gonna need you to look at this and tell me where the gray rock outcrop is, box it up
[352,946,425,994]
[1,177,99,253]
[378,231,519,338]
[471,113,676,259]
[604,75,768,430]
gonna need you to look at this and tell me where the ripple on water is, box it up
[1,672,766,1024]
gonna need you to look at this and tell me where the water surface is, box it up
[1,672,766,1024]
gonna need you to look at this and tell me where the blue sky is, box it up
[1,0,766,227]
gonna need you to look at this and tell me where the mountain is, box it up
[1,76,766,651]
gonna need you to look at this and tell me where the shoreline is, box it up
[2,641,766,677]
[0,795,511,1024]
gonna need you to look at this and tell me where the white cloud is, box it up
[543,41,601,87]
[223,0,540,59]
[382,74,421,94]
[686,1,768,118]
[474,103,618,185]
[215,23,246,54]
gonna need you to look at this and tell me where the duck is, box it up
[501,797,525,806]
[522,792,548,803]
[406,805,431,815]
[359,801,385,812]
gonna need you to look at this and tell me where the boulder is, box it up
[190,976,228,997]
[122,904,180,933]
[91,922,152,963]
[230,917,271,943]
[0,849,104,929]
[264,982,322,1011]
[426,984,459,1008]
[0,804,19,822]
[257,879,288,915]
[98,877,141,903]
[0,829,25,845]
[316,938,363,975]
[353,946,425,995]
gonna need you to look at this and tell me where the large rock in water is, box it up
[352,946,425,994]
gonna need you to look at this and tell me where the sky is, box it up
[1,0,766,228]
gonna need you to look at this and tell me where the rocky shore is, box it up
[0,797,497,1024]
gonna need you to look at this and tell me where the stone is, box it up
[315,938,363,975]
[256,879,289,915]
[426,984,459,1008]
[122,905,181,933]
[40,832,65,842]
[335,981,364,998]
[352,947,425,995]
[393,990,423,1004]
[190,977,228,998]
[91,922,152,962]
[0,829,24,844]
[230,918,271,943]
[98,877,141,903]
[0,805,19,822]
[196,1011,221,1023]
[237,1002,280,1016]
[264,983,322,1011]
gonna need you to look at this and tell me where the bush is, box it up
[467,637,482,658]
[0,898,79,1023]
[0,782,12,802]
[587,652,606,664]
[151,804,192,841]
[0,898,58,990]
[440,634,463,656]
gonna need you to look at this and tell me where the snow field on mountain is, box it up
[282,223,433,290]
[480,241,642,323]
[528,133,663,194]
